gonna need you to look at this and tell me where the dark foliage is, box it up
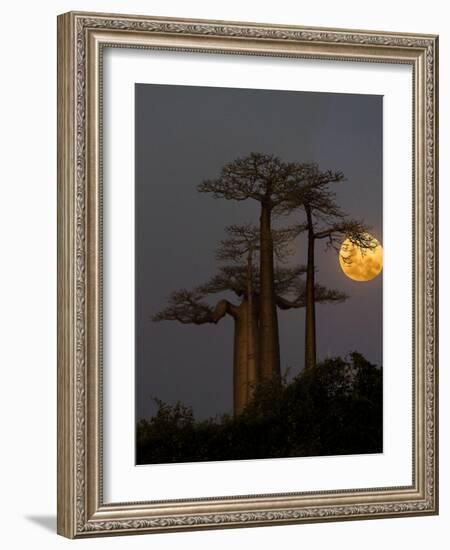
[136,353,382,465]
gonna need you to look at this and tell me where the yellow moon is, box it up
[339,235,383,282]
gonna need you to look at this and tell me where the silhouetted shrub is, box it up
[136,353,382,464]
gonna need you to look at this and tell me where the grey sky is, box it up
[135,83,382,421]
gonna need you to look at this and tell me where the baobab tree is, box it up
[153,222,304,414]
[153,224,346,415]
[198,153,313,379]
[279,164,376,369]
[153,266,302,415]
[215,224,260,397]
[215,223,300,397]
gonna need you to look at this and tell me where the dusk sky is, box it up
[135,83,382,421]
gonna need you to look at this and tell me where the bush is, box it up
[136,353,382,464]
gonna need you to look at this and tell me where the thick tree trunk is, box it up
[304,207,317,369]
[211,299,258,416]
[211,299,248,416]
[233,301,250,416]
[246,252,259,401]
[259,203,280,379]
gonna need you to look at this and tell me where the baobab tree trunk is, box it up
[259,203,281,379]
[233,301,251,415]
[154,293,260,416]
[304,206,317,369]
[211,299,249,416]
[246,251,259,401]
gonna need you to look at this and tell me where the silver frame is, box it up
[57,11,439,538]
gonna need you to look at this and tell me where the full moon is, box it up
[339,234,383,282]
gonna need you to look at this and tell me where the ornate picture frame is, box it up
[57,11,438,538]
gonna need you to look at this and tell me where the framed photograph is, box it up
[57,11,439,538]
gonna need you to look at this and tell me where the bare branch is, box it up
[339,231,380,265]
[276,282,348,310]
[216,222,300,264]
[198,153,326,209]
[216,223,260,262]
[152,289,237,324]
[275,164,346,216]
